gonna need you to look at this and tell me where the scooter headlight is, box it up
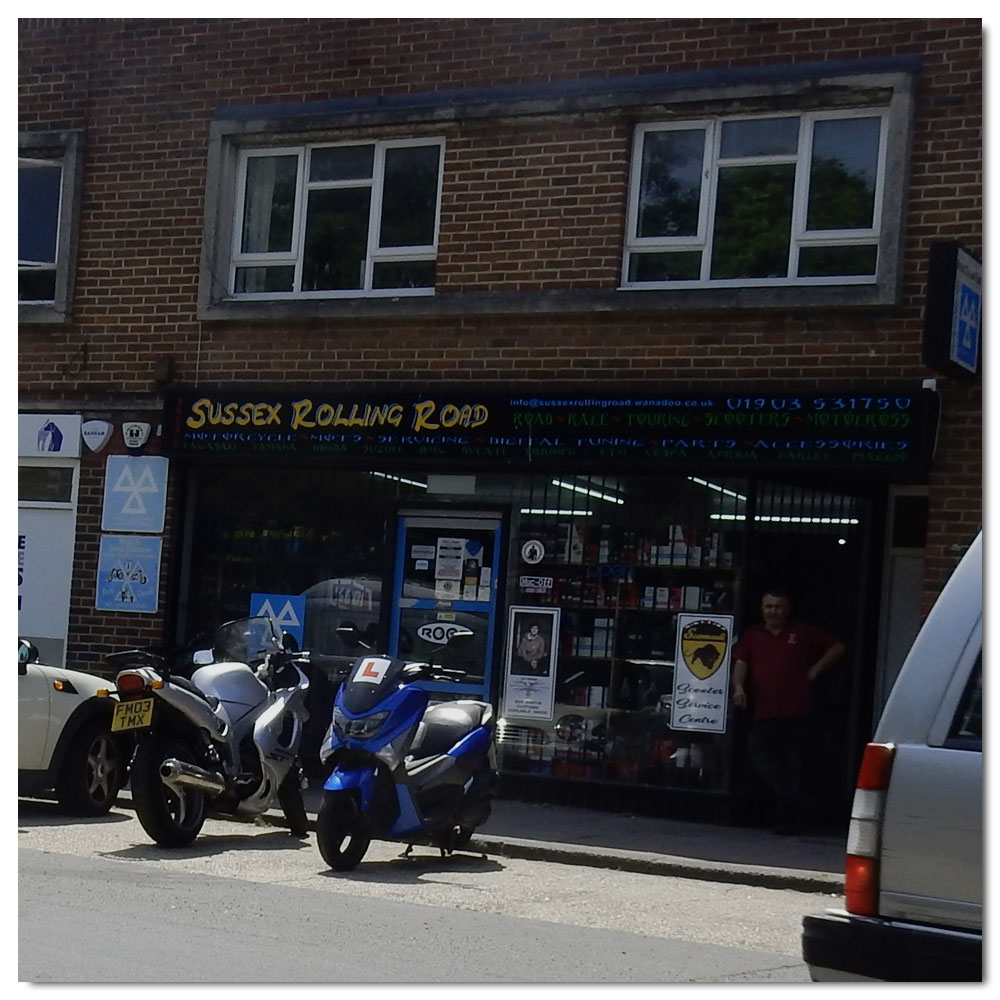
[333,706,390,739]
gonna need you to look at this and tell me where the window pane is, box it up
[19,163,61,265]
[302,187,371,291]
[241,155,298,253]
[710,164,795,280]
[19,269,57,303]
[807,117,881,230]
[310,145,375,182]
[949,654,982,742]
[627,251,701,282]
[798,244,877,277]
[379,145,441,248]
[720,117,800,158]
[19,465,73,503]
[636,129,705,238]
[234,265,295,293]
[372,259,435,289]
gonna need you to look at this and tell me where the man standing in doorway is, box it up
[732,590,846,834]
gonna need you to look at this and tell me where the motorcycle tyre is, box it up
[131,736,208,847]
[316,791,371,871]
[277,767,309,837]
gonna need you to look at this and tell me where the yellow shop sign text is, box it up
[184,397,489,433]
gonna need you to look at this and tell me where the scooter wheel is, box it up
[317,791,371,871]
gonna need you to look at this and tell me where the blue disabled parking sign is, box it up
[249,592,306,647]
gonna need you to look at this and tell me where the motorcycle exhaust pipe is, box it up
[160,758,226,795]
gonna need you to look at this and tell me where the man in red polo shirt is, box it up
[732,589,845,834]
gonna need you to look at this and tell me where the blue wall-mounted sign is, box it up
[249,592,306,647]
[101,455,169,533]
[96,535,162,613]
[923,241,982,379]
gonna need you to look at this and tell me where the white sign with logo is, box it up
[82,420,114,453]
[669,614,735,734]
[18,413,82,458]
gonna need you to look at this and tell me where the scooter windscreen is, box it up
[340,654,411,714]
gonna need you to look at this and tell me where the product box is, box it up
[587,686,606,708]
[655,586,672,608]
[641,586,656,609]
[682,586,702,610]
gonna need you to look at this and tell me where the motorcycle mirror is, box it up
[336,623,363,648]
[281,631,299,652]
[445,627,475,647]
[192,649,214,666]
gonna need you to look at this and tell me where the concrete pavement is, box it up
[289,784,845,893]
[110,785,845,893]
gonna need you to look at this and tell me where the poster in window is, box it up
[669,613,735,734]
[501,606,560,721]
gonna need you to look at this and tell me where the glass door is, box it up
[389,511,503,700]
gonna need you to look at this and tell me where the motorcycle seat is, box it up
[170,674,220,711]
[409,700,491,760]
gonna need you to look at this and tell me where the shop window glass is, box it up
[497,472,749,795]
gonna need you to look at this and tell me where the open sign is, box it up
[417,621,469,645]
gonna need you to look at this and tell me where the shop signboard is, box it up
[669,614,735,734]
[501,606,560,721]
[923,242,982,378]
[163,387,940,474]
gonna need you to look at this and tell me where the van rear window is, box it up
[947,652,982,746]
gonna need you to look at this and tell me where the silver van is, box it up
[801,530,982,982]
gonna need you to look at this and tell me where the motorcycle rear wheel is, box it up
[131,736,208,847]
[316,791,370,871]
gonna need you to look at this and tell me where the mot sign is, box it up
[923,242,982,378]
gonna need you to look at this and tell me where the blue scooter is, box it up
[316,624,498,870]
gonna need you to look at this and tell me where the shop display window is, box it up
[496,473,749,793]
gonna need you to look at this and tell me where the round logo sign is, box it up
[416,621,468,645]
[521,539,545,565]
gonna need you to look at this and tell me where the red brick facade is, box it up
[19,18,982,669]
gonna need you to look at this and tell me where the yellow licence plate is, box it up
[112,698,154,732]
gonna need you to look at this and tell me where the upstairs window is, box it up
[19,129,83,322]
[230,138,444,299]
[622,111,888,289]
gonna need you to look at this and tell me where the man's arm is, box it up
[808,640,846,683]
[732,657,749,707]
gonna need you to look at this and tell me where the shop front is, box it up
[163,386,938,825]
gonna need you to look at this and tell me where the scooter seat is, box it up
[409,701,491,760]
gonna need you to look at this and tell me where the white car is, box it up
[18,638,128,815]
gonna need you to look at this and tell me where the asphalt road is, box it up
[17,798,829,983]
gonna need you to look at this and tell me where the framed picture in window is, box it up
[502,606,560,721]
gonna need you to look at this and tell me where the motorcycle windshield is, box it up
[212,616,281,669]
[340,654,410,714]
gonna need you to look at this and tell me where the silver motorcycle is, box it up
[109,616,310,847]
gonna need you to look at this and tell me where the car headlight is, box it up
[333,706,389,739]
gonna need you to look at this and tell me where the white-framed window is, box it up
[19,129,84,321]
[622,110,889,290]
[229,137,445,299]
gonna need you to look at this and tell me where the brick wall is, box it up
[18,18,982,662]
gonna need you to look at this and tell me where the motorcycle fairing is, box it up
[323,764,377,812]
[448,725,493,760]
[333,684,427,752]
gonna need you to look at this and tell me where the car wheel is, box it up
[55,717,123,816]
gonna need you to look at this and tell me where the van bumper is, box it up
[802,910,982,982]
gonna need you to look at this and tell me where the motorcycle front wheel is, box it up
[131,736,208,847]
[316,790,371,871]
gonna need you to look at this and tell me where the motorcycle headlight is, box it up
[333,706,390,739]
